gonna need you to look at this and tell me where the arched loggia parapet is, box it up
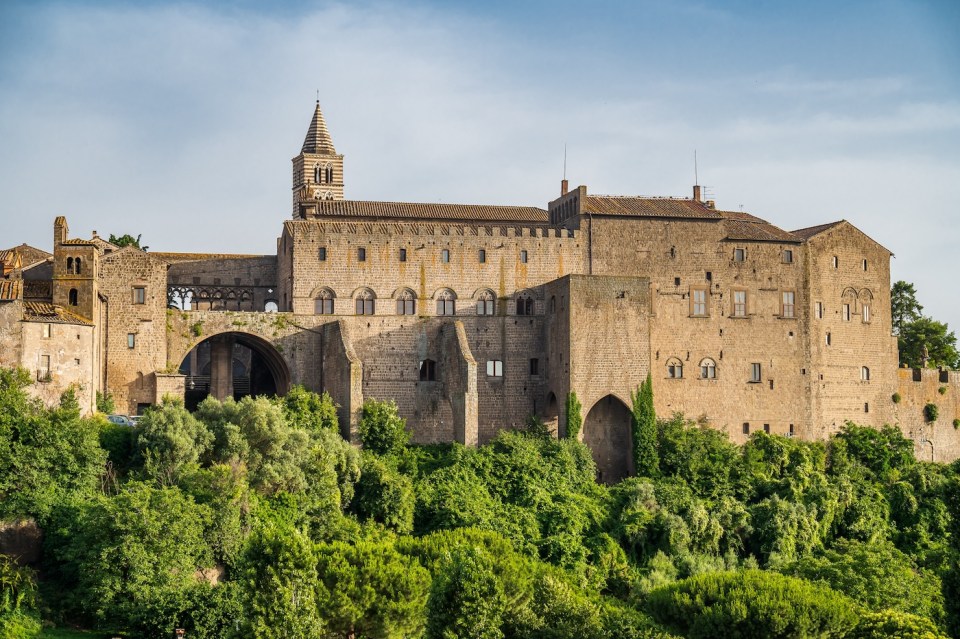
[582,394,635,484]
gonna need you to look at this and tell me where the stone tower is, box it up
[51,216,99,321]
[292,101,344,216]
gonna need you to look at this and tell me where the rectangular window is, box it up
[842,304,851,321]
[486,360,503,377]
[781,291,795,318]
[782,249,793,263]
[419,360,436,382]
[815,302,823,319]
[691,288,707,316]
[357,247,366,262]
[127,333,136,349]
[763,424,770,434]
[789,424,795,437]
[317,299,334,314]
[520,250,528,264]
[826,332,832,346]
[862,259,868,271]
[742,423,750,435]
[862,304,871,323]
[529,358,539,376]
[399,248,407,262]
[133,286,146,305]
[832,255,839,268]
[441,249,450,263]
[476,299,494,315]
[38,354,50,381]
[356,298,375,315]
[478,249,486,263]
[734,248,745,262]
[42,323,51,338]
[396,299,415,315]
[749,362,761,383]
[319,247,327,261]
[733,290,747,317]
[437,299,455,315]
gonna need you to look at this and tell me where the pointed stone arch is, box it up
[582,394,634,484]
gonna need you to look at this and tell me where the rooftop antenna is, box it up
[694,149,699,186]
[563,143,567,180]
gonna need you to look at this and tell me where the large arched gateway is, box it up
[178,332,291,410]
[582,394,634,484]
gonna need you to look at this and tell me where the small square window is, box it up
[763,424,770,433]
[478,249,486,263]
[357,248,366,262]
[441,249,450,263]
[742,423,750,435]
[789,424,795,437]
[319,247,327,261]
[529,358,539,376]
[674,277,681,286]
[749,363,761,383]
[127,333,136,349]
[520,250,528,264]
[734,248,745,262]
[133,287,146,305]
[864,402,869,413]
[399,248,407,262]
[486,360,503,377]
[783,249,793,264]
[419,359,436,382]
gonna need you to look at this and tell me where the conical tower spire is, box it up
[301,100,336,155]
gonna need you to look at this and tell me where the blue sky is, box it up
[1,0,958,326]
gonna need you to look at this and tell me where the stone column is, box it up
[209,335,234,400]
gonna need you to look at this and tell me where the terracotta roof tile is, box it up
[716,211,800,243]
[61,238,95,246]
[791,221,845,240]
[22,280,51,300]
[0,280,21,300]
[582,196,722,219]
[309,200,549,223]
[23,302,91,325]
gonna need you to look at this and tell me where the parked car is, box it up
[129,415,142,426]
[107,414,134,427]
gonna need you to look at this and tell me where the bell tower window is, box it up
[69,289,78,306]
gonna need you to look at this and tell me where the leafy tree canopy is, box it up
[107,233,148,251]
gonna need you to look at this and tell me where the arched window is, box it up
[396,289,416,315]
[700,358,717,379]
[436,289,456,315]
[476,290,495,316]
[74,257,82,275]
[264,300,279,313]
[666,358,683,379]
[550,296,556,313]
[66,257,73,274]
[314,165,322,184]
[419,359,436,381]
[355,289,375,315]
[68,288,78,306]
[325,164,333,183]
[315,288,335,315]
[516,294,533,315]
[861,366,870,381]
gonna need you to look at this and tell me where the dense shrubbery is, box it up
[6,367,960,637]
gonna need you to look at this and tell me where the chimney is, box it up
[692,185,702,202]
[561,179,569,196]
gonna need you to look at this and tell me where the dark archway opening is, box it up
[582,394,634,485]
[543,392,559,437]
[179,332,290,411]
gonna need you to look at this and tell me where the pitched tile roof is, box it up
[718,210,800,243]
[61,238,95,246]
[791,221,845,240]
[302,101,337,155]
[151,252,267,263]
[0,280,21,300]
[309,200,549,223]
[22,302,91,325]
[582,196,723,219]
[0,244,51,268]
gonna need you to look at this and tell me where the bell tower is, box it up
[292,100,344,216]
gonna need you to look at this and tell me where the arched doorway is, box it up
[179,332,291,410]
[543,392,559,437]
[582,395,634,484]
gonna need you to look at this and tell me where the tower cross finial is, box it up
[316,89,319,103]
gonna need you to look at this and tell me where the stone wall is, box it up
[894,368,960,462]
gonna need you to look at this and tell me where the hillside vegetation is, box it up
[1,366,959,638]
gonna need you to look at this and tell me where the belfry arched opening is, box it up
[179,332,291,410]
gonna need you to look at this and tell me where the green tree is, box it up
[108,233,148,251]
[281,385,339,435]
[849,610,949,639]
[426,546,508,639]
[357,399,409,456]
[899,316,960,369]
[565,392,582,440]
[136,396,212,487]
[646,570,861,638]
[95,389,115,414]
[892,280,923,336]
[351,452,415,533]
[782,540,945,629]
[632,374,659,478]
[315,538,430,639]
